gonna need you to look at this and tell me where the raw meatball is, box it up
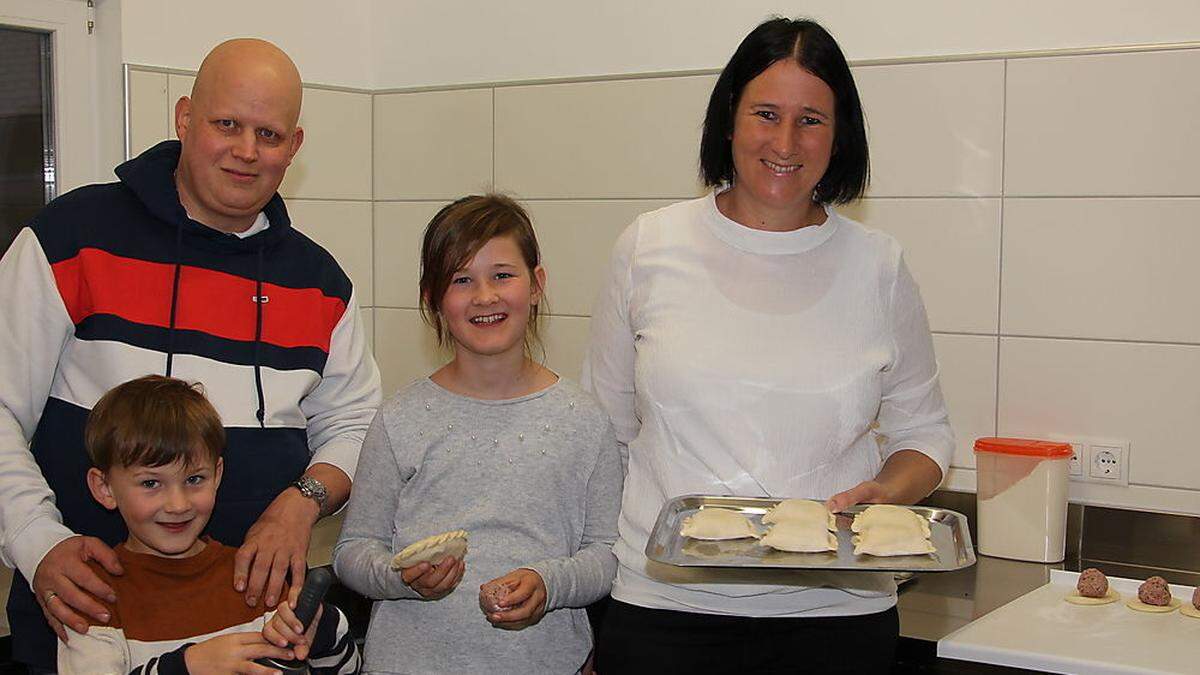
[1137,576,1172,606]
[1076,568,1109,598]
[1192,586,1199,610]
[479,580,510,614]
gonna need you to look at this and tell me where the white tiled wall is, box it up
[1005,50,1200,196]
[373,88,493,200]
[125,42,1200,529]
[126,70,169,156]
[1001,198,1200,343]
[280,88,373,201]
[854,60,1005,198]
[493,76,713,199]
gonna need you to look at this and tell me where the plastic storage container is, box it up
[974,437,1072,563]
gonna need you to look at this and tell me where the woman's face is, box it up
[727,59,836,223]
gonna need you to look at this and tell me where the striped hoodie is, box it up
[0,140,381,668]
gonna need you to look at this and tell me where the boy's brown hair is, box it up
[85,375,225,471]
[418,193,546,351]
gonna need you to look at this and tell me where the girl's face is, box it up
[727,59,836,227]
[440,235,545,363]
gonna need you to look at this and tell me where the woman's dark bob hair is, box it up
[699,17,869,204]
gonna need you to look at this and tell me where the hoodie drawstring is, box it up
[165,222,183,377]
[253,243,267,429]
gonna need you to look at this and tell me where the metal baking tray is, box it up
[645,494,975,572]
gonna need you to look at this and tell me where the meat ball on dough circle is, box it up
[1137,576,1171,606]
[1076,568,1109,598]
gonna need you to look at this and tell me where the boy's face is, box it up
[87,455,223,559]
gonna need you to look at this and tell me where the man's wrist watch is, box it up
[292,475,328,514]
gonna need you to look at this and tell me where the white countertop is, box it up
[938,569,1200,674]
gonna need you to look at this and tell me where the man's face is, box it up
[174,68,303,233]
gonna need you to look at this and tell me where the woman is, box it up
[582,17,954,673]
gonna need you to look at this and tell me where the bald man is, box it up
[0,39,381,671]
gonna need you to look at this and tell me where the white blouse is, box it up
[582,192,954,617]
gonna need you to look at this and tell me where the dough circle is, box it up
[390,529,469,569]
[1064,589,1120,606]
[1125,597,1181,613]
[1178,603,1200,619]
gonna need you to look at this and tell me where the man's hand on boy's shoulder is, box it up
[33,535,122,641]
[234,490,315,609]
[185,632,295,675]
[234,464,351,609]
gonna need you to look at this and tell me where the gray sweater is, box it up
[333,377,623,674]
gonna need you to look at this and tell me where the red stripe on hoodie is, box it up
[51,248,346,352]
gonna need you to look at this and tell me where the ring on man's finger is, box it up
[44,590,59,604]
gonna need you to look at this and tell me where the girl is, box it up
[333,194,622,674]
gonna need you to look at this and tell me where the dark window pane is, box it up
[0,27,53,255]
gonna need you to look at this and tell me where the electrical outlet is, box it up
[1067,443,1083,478]
[1047,436,1129,484]
[1086,441,1130,485]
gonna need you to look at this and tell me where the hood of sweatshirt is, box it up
[113,139,293,253]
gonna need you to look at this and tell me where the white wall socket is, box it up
[1050,436,1130,486]
[1088,442,1128,484]
[1067,442,1084,478]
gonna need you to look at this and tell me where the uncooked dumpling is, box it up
[680,508,759,540]
[760,520,837,553]
[851,506,934,557]
[762,498,836,531]
[852,528,935,556]
[390,529,469,569]
[851,504,931,538]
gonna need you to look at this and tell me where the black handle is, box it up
[254,567,335,673]
[292,567,333,631]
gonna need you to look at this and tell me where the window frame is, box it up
[1,0,104,196]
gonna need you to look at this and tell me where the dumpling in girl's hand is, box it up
[760,520,837,553]
[761,498,836,531]
[390,530,469,569]
[680,508,759,540]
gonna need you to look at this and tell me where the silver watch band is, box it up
[292,475,328,513]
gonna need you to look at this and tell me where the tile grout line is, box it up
[491,87,496,190]
[128,40,1200,94]
[370,89,377,352]
[994,58,1008,439]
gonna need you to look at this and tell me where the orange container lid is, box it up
[973,437,1073,458]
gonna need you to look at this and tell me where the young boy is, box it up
[58,375,360,674]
